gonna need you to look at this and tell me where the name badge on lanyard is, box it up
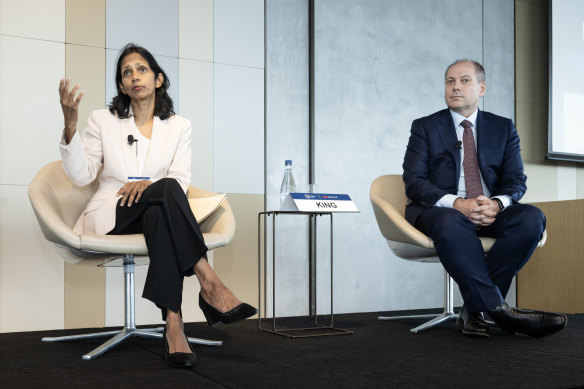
[128,176,150,182]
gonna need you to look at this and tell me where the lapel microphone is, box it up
[455,140,462,149]
[127,135,138,157]
[127,135,138,146]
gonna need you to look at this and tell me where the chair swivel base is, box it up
[378,270,460,333]
[42,326,223,360]
[42,255,223,360]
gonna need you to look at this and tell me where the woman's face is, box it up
[118,52,163,103]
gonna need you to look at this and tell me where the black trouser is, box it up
[108,178,208,320]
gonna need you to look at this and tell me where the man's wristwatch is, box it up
[491,197,504,211]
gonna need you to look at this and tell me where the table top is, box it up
[259,210,335,216]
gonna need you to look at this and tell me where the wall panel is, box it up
[179,0,213,62]
[265,0,309,209]
[483,0,516,119]
[105,0,178,56]
[518,199,584,313]
[64,264,105,329]
[0,36,64,186]
[516,0,549,107]
[214,64,264,194]
[0,0,64,42]
[578,168,584,198]
[65,44,106,131]
[65,0,105,47]
[0,185,65,332]
[264,0,310,317]
[214,0,264,68]
[312,0,486,313]
[179,59,214,190]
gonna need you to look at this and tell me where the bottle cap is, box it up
[285,160,292,166]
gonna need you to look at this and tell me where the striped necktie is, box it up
[461,120,483,198]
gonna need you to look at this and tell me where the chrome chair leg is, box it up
[378,269,459,333]
[42,330,122,342]
[135,330,223,346]
[82,329,134,360]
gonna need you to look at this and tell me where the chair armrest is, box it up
[28,165,82,249]
[187,186,236,250]
[29,193,81,249]
[370,189,434,249]
[538,229,547,248]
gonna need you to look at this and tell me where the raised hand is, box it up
[59,78,84,144]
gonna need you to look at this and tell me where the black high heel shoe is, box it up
[163,326,197,368]
[199,293,258,326]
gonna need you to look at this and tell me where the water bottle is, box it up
[280,160,296,206]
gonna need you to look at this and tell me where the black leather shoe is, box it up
[457,305,490,338]
[199,293,258,326]
[163,327,197,368]
[487,301,567,337]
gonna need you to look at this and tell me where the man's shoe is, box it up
[457,304,490,338]
[487,302,567,337]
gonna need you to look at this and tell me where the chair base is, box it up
[43,255,223,360]
[379,269,460,333]
[378,311,459,333]
[42,326,223,360]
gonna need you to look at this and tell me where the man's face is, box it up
[444,61,485,117]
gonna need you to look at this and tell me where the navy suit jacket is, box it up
[402,109,527,224]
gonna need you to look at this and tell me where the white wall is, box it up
[265,0,518,316]
[0,0,67,333]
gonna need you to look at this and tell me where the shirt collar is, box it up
[450,108,478,128]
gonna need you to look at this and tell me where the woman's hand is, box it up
[59,78,84,144]
[117,180,153,207]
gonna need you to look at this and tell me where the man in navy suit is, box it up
[402,59,566,338]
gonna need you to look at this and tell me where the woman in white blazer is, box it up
[59,43,256,369]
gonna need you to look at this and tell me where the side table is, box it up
[257,210,353,338]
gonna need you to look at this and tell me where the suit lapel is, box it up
[475,110,492,175]
[436,110,461,181]
[121,116,136,178]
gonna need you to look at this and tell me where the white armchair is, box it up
[28,161,236,359]
[370,174,546,333]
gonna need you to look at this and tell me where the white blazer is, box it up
[60,109,192,235]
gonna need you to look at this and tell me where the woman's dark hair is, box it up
[108,43,174,120]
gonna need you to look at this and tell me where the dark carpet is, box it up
[1,311,584,388]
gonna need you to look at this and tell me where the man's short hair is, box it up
[445,59,485,83]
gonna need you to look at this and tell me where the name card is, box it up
[281,193,359,213]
